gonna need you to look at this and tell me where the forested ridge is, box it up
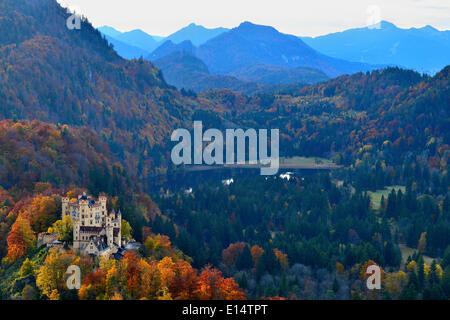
[0,0,449,300]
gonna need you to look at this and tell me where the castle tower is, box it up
[72,209,81,251]
[106,210,114,248]
[116,209,122,247]
[99,195,107,209]
[62,197,69,218]
[78,192,90,226]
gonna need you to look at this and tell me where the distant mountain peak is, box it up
[197,21,376,76]
[165,23,229,46]
[379,20,397,29]
[98,25,122,37]
[239,21,255,27]
[421,25,438,32]
[236,21,277,32]
[126,29,150,35]
[366,20,397,30]
[180,23,208,31]
[302,21,450,74]
[149,39,196,60]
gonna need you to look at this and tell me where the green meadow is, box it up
[368,185,406,209]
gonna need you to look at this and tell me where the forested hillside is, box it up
[0,0,205,188]
[0,0,449,301]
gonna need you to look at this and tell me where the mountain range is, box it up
[195,21,376,77]
[302,21,450,74]
[98,23,229,59]
[100,20,450,78]
[100,21,383,91]
[152,50,327,94]
[98,26,161,56]
[145,22,375,91]
[152,50,265,94]
[163,23,229,46]
[149,40,196,61]
[101,34,149,59]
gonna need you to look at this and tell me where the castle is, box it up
[62,193,122,256]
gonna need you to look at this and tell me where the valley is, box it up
[0,0,448,302]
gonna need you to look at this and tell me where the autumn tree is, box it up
[418,232,427,253]
[28,195,60,233]
[250,245,264,266]
[222,242,246,266]
[36,248,91,298]
[7,216,36,261]
[144,234,177,260]
[121,219,133,241]
[195,265,245,300]
[385,271,408,299]
[274,249,289,269]
[79,269,107,300]
[49,215,73,243]
[167,259,198,300]
[20,258,35,278]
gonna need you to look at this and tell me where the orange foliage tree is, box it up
[222,242,246,266]
[195,265,245,300]
[79,253,246,300]
[6,216,35,261]
[250,245,264,266]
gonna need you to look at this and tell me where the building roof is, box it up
[74,192,96,205]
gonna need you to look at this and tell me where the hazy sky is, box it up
[57,0,450,37]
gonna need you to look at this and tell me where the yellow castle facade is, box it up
[62,192,122,256]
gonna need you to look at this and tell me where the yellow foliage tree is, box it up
[20,258,35,278]
[36,248,77,298]
[336,262,345,274]
[385,271,408,298]
[406,260,417,272]
[50,215,73,243]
